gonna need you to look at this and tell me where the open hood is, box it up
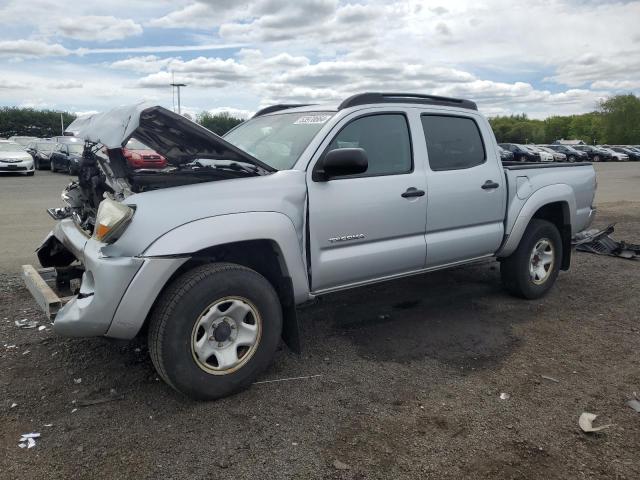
[67,102,274,172]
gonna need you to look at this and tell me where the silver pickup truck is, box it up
[24,93,596,400]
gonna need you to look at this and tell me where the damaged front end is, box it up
[25,102,268,333]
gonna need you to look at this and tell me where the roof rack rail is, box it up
[338,92,477,111]
[253,104,312,118]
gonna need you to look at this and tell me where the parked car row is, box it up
[20,136,168,175]
[498,142,640,162]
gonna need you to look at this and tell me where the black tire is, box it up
[593,155,600,162]
[518,155,527,162]
[568,155,576,163]
[26,171,34,176]
[50,159,56,172]
[148,262,283,400]
[500,219,562,300]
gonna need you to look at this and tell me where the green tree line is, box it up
[489,94,640,145]
[0,107,76,138]
[2,94,638,143]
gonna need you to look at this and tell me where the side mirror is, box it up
[314,148,368,181]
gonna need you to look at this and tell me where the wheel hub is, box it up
[528,238,555,285]
[212,319,232,342]
[191,296,262,375]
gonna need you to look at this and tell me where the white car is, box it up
[599,147,628,161]
[0,140,35,176]
[526,145,554,162]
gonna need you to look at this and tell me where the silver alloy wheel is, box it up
[190,296,262,375]
[529,238,555,285]
[593,155,600,162]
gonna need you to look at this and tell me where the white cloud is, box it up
[0,40,69,58]
[52,15,143,42]
[0,0,639,119]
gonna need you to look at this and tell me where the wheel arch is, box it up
[498,184,575,268]
[113,212,309,352]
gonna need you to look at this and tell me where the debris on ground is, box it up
[253,374,322,385]
[333,460,350,470]
[76,393,125,407]
[499,392,510,400]
[14,319,38,329]
[18,433,40,449]
[541,375,560,383]
[573,224,640,260]
[627,399,640,413]
[579,413,613,433]
[10,402,17,408]
[74,378,82,384]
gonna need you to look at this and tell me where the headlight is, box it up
[94,198,134,243]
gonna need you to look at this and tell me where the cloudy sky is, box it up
[0,0,638,118]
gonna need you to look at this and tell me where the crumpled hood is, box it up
[66,102,273,172]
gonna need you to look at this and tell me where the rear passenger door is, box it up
[420,113,506,267]
[307,110,428,292]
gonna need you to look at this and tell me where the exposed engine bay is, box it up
[55,104,273,235]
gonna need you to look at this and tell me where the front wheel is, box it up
[148,262,283,400]
[593,155,600,162]
[568,155,576,163]
[500,219,562,299]
[50,159,56,172]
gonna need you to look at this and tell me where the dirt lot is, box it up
[1,165,639,479]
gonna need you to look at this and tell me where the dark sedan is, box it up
[572,144,613,162]
[498,145,514,161]
[547,144,589,162]
[26,141,56,169]
[498,143,540,162]
[49,142,84,174]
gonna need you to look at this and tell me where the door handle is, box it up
[401,187,425,198]
[481,180,500,190]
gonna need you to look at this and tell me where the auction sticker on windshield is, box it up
[294,114,332,125]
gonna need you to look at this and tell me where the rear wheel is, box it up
[593,155,600,162]
[567,155,576,163]
[500,219,562,299]
[148,262,283,400]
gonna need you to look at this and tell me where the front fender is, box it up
[142,211,310,303]
[497,184,576,258]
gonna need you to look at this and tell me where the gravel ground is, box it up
[1,167,639,479]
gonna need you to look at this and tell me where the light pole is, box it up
[170,82,187,114]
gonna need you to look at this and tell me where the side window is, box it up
[421,115,486,171]
[325,114,412,176]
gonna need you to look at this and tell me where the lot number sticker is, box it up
[294,115,332,125]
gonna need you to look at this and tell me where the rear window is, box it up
[421,115,485,171]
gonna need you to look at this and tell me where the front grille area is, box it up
[0,165,27,171]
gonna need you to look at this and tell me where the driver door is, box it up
[307,111,428,293]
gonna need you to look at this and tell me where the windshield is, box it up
[0,142,23,152]
[224,111,334,170]
[126,138,148,150]
[68,144,84,154]
[38,143,54,152]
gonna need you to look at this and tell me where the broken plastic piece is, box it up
[573,224,639,260]
[627,399,640,413]
[541,375,560,383]
[14,319,38,329]
[579,412,613,433]
[499,392,510,400]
